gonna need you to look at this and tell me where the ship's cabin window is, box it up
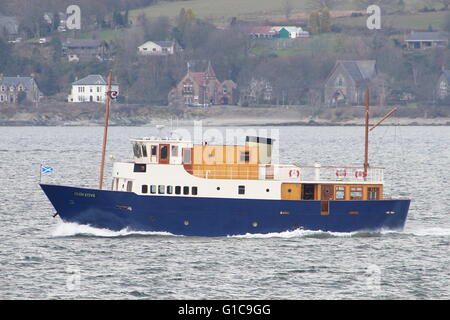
[302,184,315,200]
[335,186,345,200]
[183,186,189,195]
[238,185,245,195]
[183,148,192,164]
[167,186,173,194]
[240,151,250,163]
[350,187,363,200]
[158,185,165,194]
[142,145,148,157]
[175,186,181,195]
[133,164,146,172]
[150,185,157,194]
[141,185,148,194]
[192,187,198,195]
[171,145,179,157]
[133,143,142,157]
[368,187,380,200]
[151,145,157,156]
[126,181,133,192]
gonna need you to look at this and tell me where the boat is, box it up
[40,75,410,237]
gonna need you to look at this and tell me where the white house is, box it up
[68,74,119,103]
[137,41,178,56]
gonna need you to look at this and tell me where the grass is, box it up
[335,11,448,31]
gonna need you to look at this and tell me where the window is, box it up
[175,186,181,195]
[167,186,173,194]
[96,96,100,101]
[350,187,363,200]
[368,187,380,200]
[160,145,168,159]
[142,145,148,157]
[171,145,179,157]
[158,185,165,194]
[240,151,250,163]
[183,149,192,164]
[150,185,157,194]
[151,145,157,156]
[192,187,198,195]
[238,185,245,195]
[97,86,101,92]
[335,186,345,200]
[133,143,142,157]
[126,181,133,192]
[183,186,189,195]
[141,185,148,194]
[133,164,146,172]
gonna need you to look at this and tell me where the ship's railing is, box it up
[264,164,384,183]
[191,163,384,183]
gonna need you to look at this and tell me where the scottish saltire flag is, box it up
[41,165,54,174]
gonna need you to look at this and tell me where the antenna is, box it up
[99,71,113,190]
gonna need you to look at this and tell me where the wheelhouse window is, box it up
[171,145,179,157]
[133,164,146,172]
[183,186,189,195]
[160,145,168,160]
[368,187,380,200]
[142,145,148,157]
[183,148,192,164]
[151,145,157,156]
[192,187,198,195]
[158,185,165,194]
[238,185,245,195]
[133,143,142,157]
[150,185,157,194]
[175,186,181,195]
[350,187,363,200]
[167,186,173,194]
[141,185,148,194]
[335,186,346,200]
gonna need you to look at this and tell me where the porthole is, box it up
[217,187,220,191]
[266,188,270,192]
[251,222,258,228]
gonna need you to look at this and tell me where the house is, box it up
[273,26,310,39]
[137,41,179,55]
[0,75,43,104]
[246,26,278,39]
[0,15,19,41]
[62,38,109,62]
[68,74,119,103]
[168,62,237,106]
[239,78,273,106]
[404,31,449,49]
[324,60,377,106]
[436,70,450,100]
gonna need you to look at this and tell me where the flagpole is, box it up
[99,71,113,190]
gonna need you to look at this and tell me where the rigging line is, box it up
[371,123,391,166]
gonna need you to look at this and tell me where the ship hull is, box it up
[40,184,410,237]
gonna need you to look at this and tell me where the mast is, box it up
[99,71,113,190]
[364,88,369,176]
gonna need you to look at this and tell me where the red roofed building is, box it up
[246,26,278,39]
[168,62,238,107]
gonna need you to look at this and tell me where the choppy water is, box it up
[0,125,448,299]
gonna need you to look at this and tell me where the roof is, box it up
[0,15,18,34]
[0,76,39,92]
[337,60,376,83]
[64,38,104,48]
[247,26,276,35]
[139,41,174,49]
[405,32,449,42]
[72,75,118,86]
[221,80,237,89]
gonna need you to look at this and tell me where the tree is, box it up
[319,7,331,33]
[282,0,294,20]
[308,11,320,34]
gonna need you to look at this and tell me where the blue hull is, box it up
[40,184,410,237]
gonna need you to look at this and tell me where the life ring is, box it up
[336,169,347,177]
[354,170,367,178]
[289,169,300,178]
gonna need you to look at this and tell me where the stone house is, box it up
[62,38,109,62]
[168,62,237,106]
[324,60,377,106]
[404,31,449,50]
[0,75,43,104]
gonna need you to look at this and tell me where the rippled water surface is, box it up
[0,125,448,299]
